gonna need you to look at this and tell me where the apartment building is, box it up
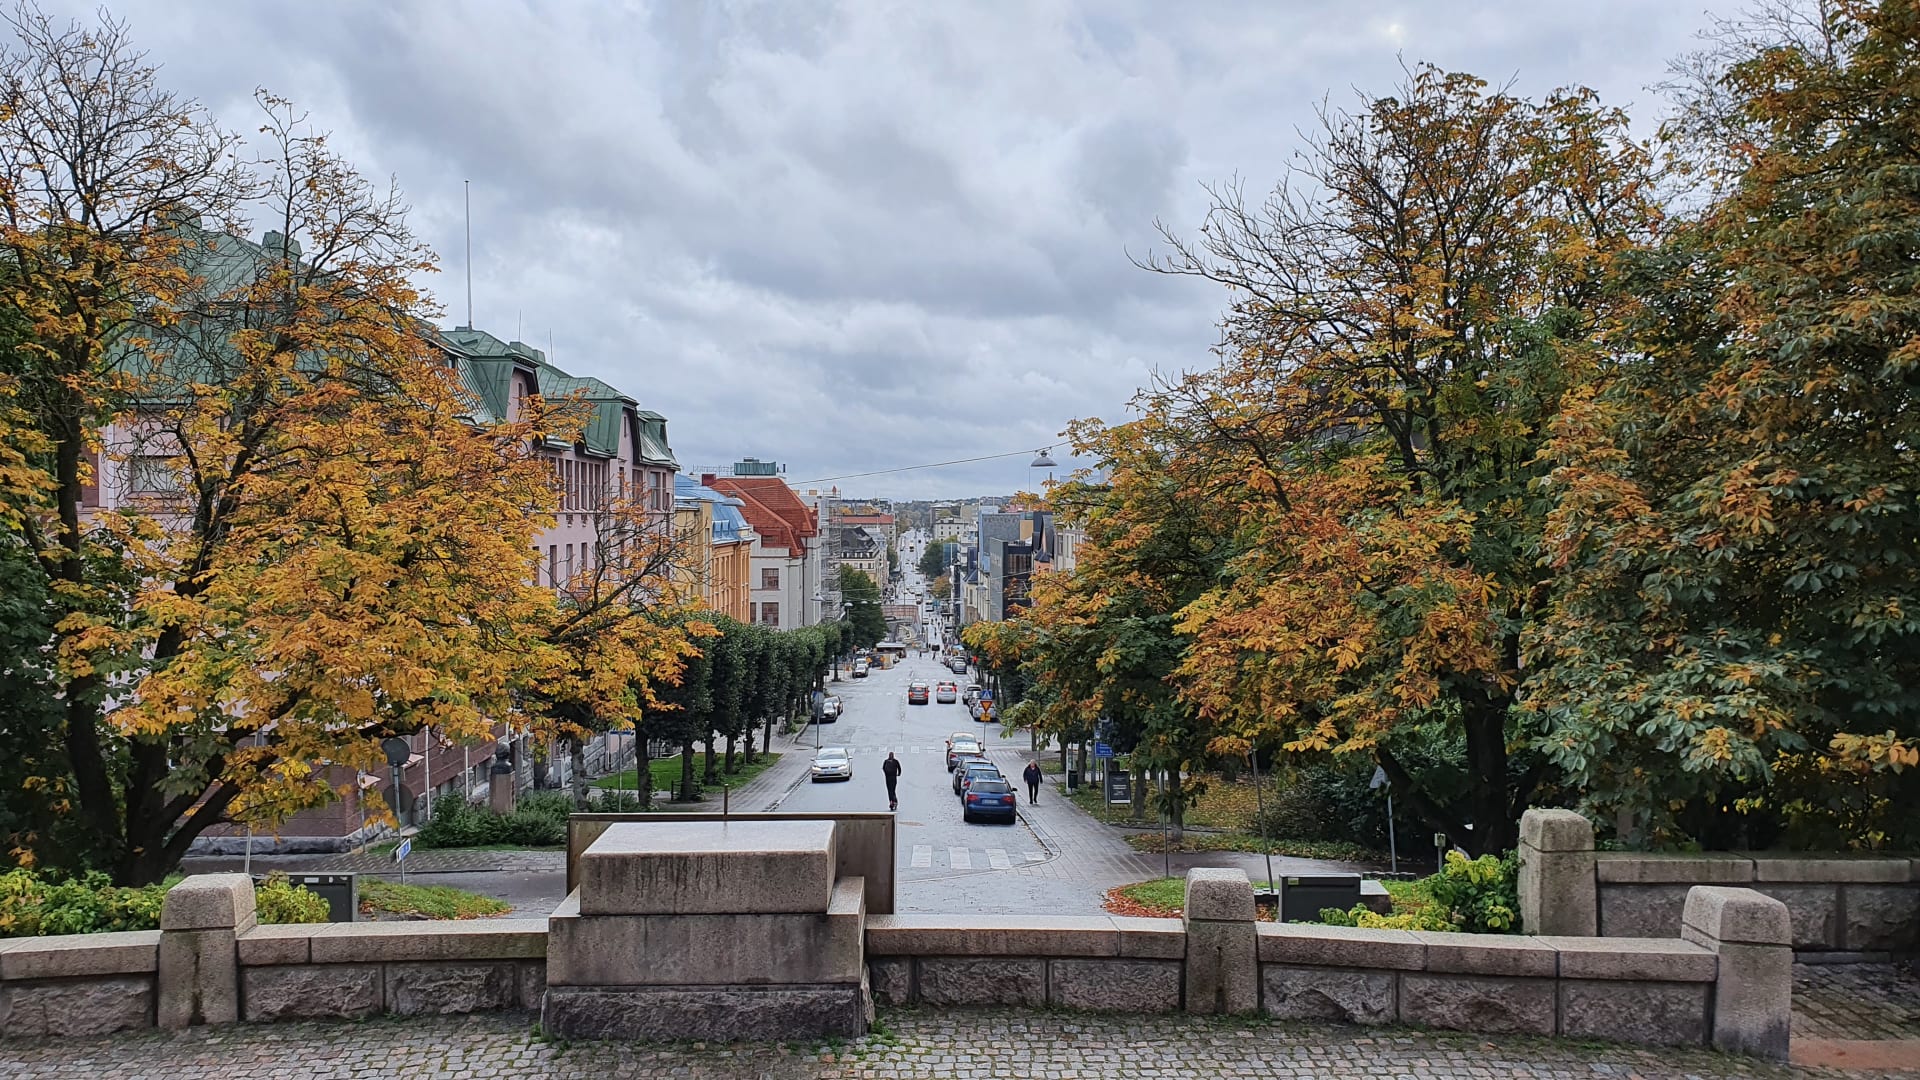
[707,474,822,631]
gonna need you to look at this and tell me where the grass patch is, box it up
[1104,877,1281,921]
[594,752,780,800]
[358,880,512,920]
[1122,830,1385,864]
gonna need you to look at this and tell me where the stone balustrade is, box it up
[0,817,1804,1061]
[1517,808,1919,959]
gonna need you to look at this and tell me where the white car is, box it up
[810,747,853,782]
[820,695,843,721]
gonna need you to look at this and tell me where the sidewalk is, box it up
[3,1005,1904,1079]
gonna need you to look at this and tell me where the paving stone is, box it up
[0,1002,1901,1078]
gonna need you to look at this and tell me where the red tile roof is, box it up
[707,476,819,555]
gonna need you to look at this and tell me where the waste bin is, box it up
[263,872,359,923]
[1278,873,1362,923]
[1066,768,1080,791]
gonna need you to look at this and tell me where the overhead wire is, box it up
[794,447,1054,486]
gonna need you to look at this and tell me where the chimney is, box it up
[701,474,718,487]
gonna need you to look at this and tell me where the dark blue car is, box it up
[963,777,1017,824]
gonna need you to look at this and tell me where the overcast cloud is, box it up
[63,0,1739,499]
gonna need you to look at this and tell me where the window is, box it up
[129,454,184,495]
[761,567,780,590]
[565,544,575,582]
[759,602,779,627]
[548,545,558,586]
[750,602,758,623]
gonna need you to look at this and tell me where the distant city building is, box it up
[707,473,822,631]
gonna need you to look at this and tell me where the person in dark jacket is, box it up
[1022,761,1042,804]
[882,752,902,811]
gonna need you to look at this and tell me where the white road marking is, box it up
[911,845,932,869]
[987,849,1011,870]
[948,847,972,870]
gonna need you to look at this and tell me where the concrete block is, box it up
[0,975,153,1036]
[1558,979,1708,1046]
[863,914,1118,957]
[157,927,238,1028]
[1750,883,1839,949]
[547,895,862,987]
[1255,923,1425,971]
[1185,867,1254,922]
[1595,852,1753,885]
[1047,959,1181,1012]
[0,930,159,981]
[384,961,518,1015]
[1839,884,1920,951]
[915,957,1045,1007]
[1681,886,1792,948]
[1185,919,1257,1015]
[1708,941,1792,1060]
[236,925,314,967]
[1261,965,1396,1025]
[516,961,546,1010]
[1597,884,1692,938]
[576,820,837,916]
[1534,936,1717,982]
[867,957,912,1006]
[1109,916,1188,959]
[161,874,257,932]
[306,918,549,964]
[541,983,867,1041]
[1749,856,1910,883]
[1519,808,1595,853]
[240,963,382,1022]
[1412,932,1558,978]
[1399,973,1555,1035]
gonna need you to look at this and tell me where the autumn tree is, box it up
[1529,0,1920,848]
[1092,65,1660,855]
[838,563,888,649]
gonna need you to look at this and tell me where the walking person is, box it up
[882,752,902,812]
[1023,760,1042,804]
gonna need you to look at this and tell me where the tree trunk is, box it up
[1461,700,1514,857]
[725,734,738,774]
[762,714,772,756]
[703,738,718,785]
[679,741,698,802]
[532,741,549,790]
[569,737,589,811]
[1131,764,1148,822]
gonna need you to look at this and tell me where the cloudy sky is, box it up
[66,0,1738,499]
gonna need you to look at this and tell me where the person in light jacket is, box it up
[1022,760,1042,804]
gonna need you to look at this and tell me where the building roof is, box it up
[708,476,819,555]
[676,475,753,545]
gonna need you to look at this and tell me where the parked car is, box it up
[935,681,958,703]
[819,695,843,722]
[962,684,983,706]
[948,658,969,675]
[945,733,981,771]
[908,681,930,705]
[953,758,1000,796]
[852,658,870,677]
[967,700,985,722]
[810,747,852,783]
[962,777,1018,824]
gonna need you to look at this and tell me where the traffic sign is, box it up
[393,837,413,863]
[979,689,993,702]
[1094,741,1114,759]
[1369,765,1388,790]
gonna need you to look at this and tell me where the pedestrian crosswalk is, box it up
[907,844,1048,872]
[798,743,1010,756]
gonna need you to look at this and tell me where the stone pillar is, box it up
[157,873,254,1029]
[1681,885,1792,1060]
[1518,808,1597,937]
[544,819,869,1040]
[489,745,516,815]
[1183,867,1257,1015]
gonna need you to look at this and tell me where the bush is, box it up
[254,873,330,924]
[415,791,572,849]
[0,868,333,937]
[1319,850,1518,934]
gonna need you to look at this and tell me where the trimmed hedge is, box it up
[0,868,329,936]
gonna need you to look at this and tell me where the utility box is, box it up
[273,872,358,923]
[1278,873,1362,923]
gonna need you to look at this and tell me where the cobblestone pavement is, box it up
[6,1008,1916,1079]
[1794,962,1920,1042]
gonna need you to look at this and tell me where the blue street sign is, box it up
[393,837,413,863]
[979,690,993,702]
[1094,742,1114,759]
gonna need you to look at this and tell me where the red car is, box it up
[907,682,930,705]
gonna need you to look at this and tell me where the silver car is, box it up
[810,747,853,782]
